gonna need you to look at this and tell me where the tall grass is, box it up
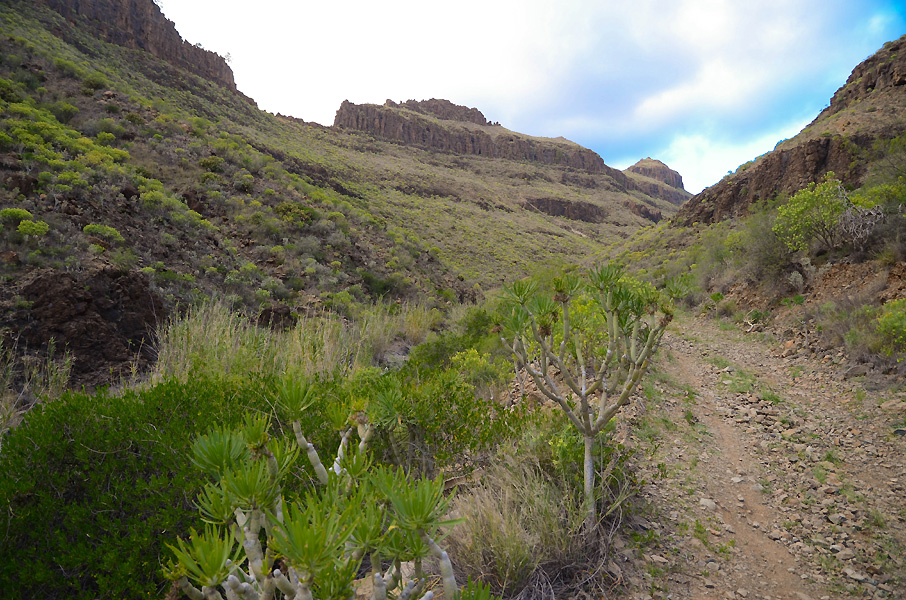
[152,301,441,383]
[1,337,71,449]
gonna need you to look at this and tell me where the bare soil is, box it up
[614,315,906,600]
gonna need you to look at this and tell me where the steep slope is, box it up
[0,0,682,385]
[676,34,906,226]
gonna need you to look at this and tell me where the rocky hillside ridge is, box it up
[675,34,906,226]
[37,0,237,92]
[335,99,688,207]
[335,99,614,173]
[625,157,685,191]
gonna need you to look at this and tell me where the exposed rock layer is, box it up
[626,158,686,191]
[335,99,690,208]
[39,0,236,91]
[335,99,624,177]
[675,35,906,226]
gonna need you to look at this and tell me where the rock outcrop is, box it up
[675,135,868,225]
[334,99,625,177]
[675,35,906,226]
[385,99,490,126]
[3,268,165,386]
[626,158,686,191]
[39,0,237,91]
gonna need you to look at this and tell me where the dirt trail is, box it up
[617,315,906,600]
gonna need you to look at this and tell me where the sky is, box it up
[157,1,906,194]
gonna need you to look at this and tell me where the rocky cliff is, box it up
[334,99,691,209]
[626,158,685,191]
[334,99,625,177]
[675,35,906,226]
[38,0,237,91]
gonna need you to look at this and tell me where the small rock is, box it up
[704,580,716,588]
[736,589,749,598]
[828,514,844,524]
[843,567,866,581]
[880,399,906,412]
[768,530,783,540]
[894,428,906,437]
[837,548,855,560]
[700,498,718,511]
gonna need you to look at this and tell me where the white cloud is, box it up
[158,0,905,190]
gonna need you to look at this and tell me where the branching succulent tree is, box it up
[164,380,491,600]
[497,264,682,533]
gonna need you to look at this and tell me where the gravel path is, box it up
[616,315,906,600]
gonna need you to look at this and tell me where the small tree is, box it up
[773,174,847,251]
[496,265,680,533]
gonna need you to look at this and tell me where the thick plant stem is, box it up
[292,422,329,484]
[177,577,204,600]
[202,586,225,600]
[373,572,387,600]
[584,434,596,534]
[273,570,296,597]
[419,531,457,600]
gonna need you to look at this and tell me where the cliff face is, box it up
[675,135,868,225]
[39,0,236,91]
[386,98,490,126]
[675,35,906,226]
[334,99,626,177]
[626,158,685,191]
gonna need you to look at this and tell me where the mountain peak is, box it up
[625,158,686,191]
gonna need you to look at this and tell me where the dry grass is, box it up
[151,300,441,383]
[0,337,71,449]
[446,438,630,599]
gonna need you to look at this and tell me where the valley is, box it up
[0,2,905,600]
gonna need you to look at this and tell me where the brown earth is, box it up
[1,267,165,389]
[612,315,906,600]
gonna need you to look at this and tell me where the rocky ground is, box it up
[614,314,906,600]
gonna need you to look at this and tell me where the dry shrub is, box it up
[447,419,634,599]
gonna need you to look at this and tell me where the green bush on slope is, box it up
[0,377,272,600]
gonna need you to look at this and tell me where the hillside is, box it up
[676,34,906,226]
[0,0,683,386]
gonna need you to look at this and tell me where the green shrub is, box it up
[81,71,108,91]
[0,208,33,225]
[773,174,848,251]
[876,299,906,356]
[198,156,224,172]
[0,378,266,600]
[46,101,79,124]
[17,219,49,237]
[96,131,115,146]
[83,223,124,243]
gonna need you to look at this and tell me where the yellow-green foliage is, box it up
[83,223,123,243]
[17,219,49,237]
[0,207,33,224]
[876,299,906,356]
[773,174,850,251]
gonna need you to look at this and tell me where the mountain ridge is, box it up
[675,34,906,226]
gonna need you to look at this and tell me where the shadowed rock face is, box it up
[675,35,906,226]
[675,135,869,225]
[39,0,236,91]
[4,268,165,387]
[524,197,608,223]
